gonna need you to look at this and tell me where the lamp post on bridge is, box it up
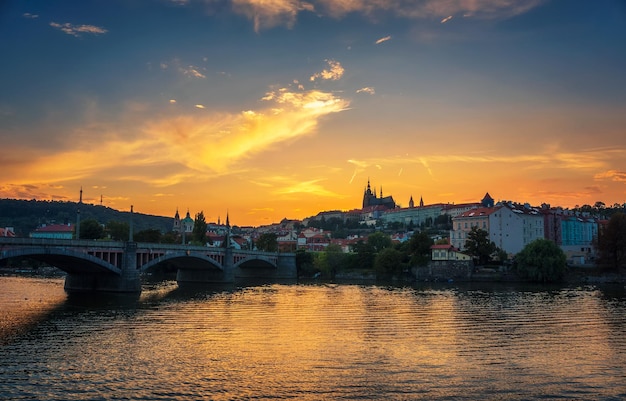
[75,186,83,240]
[129,205,134,242]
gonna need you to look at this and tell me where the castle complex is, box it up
[362,179,396,210]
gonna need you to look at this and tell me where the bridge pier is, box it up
[64,242,141,293]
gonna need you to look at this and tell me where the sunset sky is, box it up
[1,1,625,226]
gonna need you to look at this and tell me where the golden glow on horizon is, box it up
[3,2,626,226]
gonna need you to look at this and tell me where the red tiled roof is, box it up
[457,207,499,218]
[34,224,74,232]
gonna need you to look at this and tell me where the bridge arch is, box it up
[0,247,121,275]
[234,256,278,269]
[140,251,224,272]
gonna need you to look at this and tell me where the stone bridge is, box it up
[0,238,296,293]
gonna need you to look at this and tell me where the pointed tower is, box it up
[481,192,494,207]
[419,196,424,208]
[363,178,375,209]
[173,208,181,233]
[225,211,231,249]
[409,196,414,208]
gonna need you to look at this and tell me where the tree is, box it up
[326,243,346,277]
[160,231,179,244]
[256,233,278,252]
[350,239,375,271]
[464,227,496,265]
[134,228,162,243]
[296,249,315,277]
[374,248,404,279]
[434,214,452,230]
[80,219,104,240]
[367,232,392,253]
[596,212,626,270]
[191,211,208,245]
[314,244,345,278]
[515,238,567,282]
[107,220,129,241]
[407,231,433,267]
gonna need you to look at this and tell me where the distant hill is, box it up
[0,199,173,237]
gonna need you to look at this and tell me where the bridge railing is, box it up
[0,237,294,257]
[0,237,126,248]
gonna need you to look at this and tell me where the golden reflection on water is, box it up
[0,276,67,344]
[1,278,626,400]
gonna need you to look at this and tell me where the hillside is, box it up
[0,199,173,237]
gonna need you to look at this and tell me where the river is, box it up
[1,275,626,400]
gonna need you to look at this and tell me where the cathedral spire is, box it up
[420,196,424,207]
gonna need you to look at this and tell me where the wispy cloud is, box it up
[231,0,314,32]
[49,22,107,37]
[225,0,545,31]
[160,59,206,79]
[356,87,375,95]
[248,175,344,198]
[310,60,345,82]
[595,170,626,183]
[180,65,206,79]
[23,13,39,19]
[347,147,626,179]
[375,35,391,45]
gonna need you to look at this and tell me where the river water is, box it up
[1,275,626,400]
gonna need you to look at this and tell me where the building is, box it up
[362,179,396,209]
[30,224,75,240]
[0,227,15,237]
[450,207,497,250]
[173,209,194,234]
[380,196,445,228]
[541,206,598,264]
[430,244,471,261]
[451,202,545,256]
[489,202,544,255]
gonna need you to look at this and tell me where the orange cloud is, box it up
[595,170,626,182]
[225,0,545,31]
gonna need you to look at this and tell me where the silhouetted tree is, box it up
[407,231,433,267]
[296,249,315,277]
[134,228,162,243]
[107,220,129,241]
[374,247,404,279]
[350,239,375,270]
[367,232,392,253]
[80,219,104,240]
[464,227,496,265]
[597,212,626,270]
[256,233,278,252]
[515,239,567,282]
[192,211,207,245]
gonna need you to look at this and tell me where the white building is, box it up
[450,201,545,256]
[489,202,545,255]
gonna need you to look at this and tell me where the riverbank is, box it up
[3,265,625,286]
